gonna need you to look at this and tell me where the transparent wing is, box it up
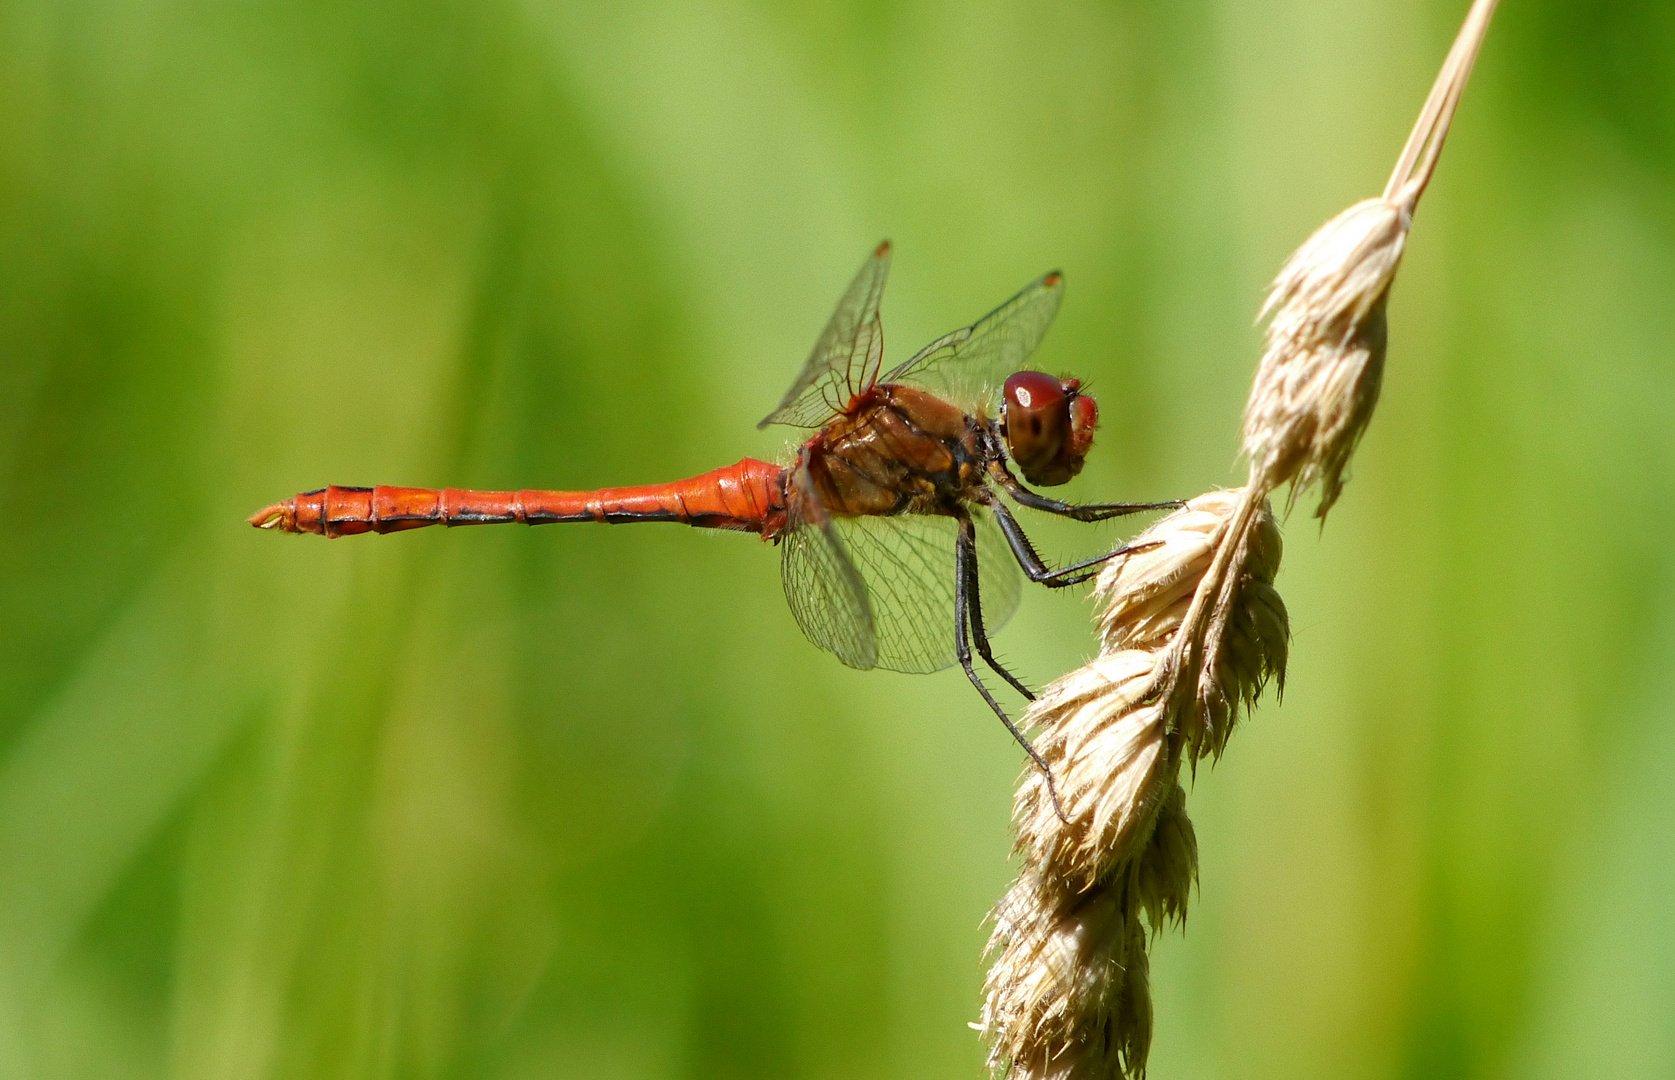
[836,513,958,673]
[758,242,892,429]
[781,504,1021,675]
[781,472,878,669]
[972,509,1023,641]
[879,271,1064,413]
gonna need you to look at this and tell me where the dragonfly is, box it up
[250,243,1179,815]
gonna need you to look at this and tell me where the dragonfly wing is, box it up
[973,506,1022,638]
[879,271,1064,413]
[781,473,878,669]
[831,513,957,673]
[819,507,1022,675]
[758,242,892,430]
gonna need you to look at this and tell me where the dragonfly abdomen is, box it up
[249,458,789,538]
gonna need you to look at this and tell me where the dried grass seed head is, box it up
[982,878,1152,1080]
[1095,489,1283,653]
[1242,197,1408,517]
[983,7,1503,1079]
[1095,489,1290,764]
[1014,651,1171,891]
[1239,0,1499,518]
[982,785,1196,1080]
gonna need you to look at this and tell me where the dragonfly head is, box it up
[1000,371,1099,487]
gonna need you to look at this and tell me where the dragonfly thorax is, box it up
[797,384,990,520]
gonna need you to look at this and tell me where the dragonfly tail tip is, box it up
[248,500,295,532]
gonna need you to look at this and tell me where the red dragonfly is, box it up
[251,243,1177,812]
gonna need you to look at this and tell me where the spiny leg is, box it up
[955,512,1067,822]
[989,500,1161,589]
[988,459,1184,522]
[959,513,1035,702]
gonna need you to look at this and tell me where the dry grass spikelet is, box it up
[982,784,1195,1080]
[1095,490,1288,765]
[1243,199,1403,517]
[1243,0,1499,519]
[1012,650,1169,891]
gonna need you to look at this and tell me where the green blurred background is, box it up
[2,0,1672,1077]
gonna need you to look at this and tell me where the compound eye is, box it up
[1067,392,1099,460]
[1002,371,1071,484]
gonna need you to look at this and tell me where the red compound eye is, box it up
[1005,371,1065,415]
[1003,372,1071,485]
[1067,392,1099,461]
[1000,371,1096,487]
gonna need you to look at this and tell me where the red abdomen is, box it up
[250,458,789,539]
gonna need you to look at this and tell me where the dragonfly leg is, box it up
[959,516,1036,702]
[988,500,1162,589]
[956,513,1068,823]
[988,459,1184,522]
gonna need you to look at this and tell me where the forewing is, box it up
[758,242,892,429]
[879,271,1064,412]
[822,508,1022,675]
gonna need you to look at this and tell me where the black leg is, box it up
[955,512,1067,822]
[988,500,1161,589]
[959,513,1035,702]
[988,459,1184,522]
